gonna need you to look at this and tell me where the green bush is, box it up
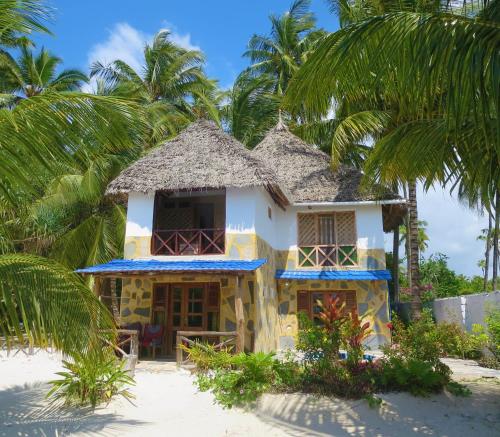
[485,309,500,359]
[188,345,302,408]
[377,356,451,396]
[48,349,135,408]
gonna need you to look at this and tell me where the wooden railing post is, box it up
[129,331,138,374]
[176,332,182,366]
[235,275,245,353]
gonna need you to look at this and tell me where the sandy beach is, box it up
[1,350,499,437]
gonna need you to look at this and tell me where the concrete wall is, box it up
[432,291,500,331]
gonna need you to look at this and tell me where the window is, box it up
[297,290,357,324]
[297,212,357,267]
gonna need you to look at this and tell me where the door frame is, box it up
[153,282,221,356]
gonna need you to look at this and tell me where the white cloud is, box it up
[83,22,200,92]
[88,22,148,75]
[385,184,489,277]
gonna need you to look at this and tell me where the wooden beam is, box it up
[235,275,245,353]
[92,276,102,299]
[110,277,120,324]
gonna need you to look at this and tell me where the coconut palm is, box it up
[286,0,499,316]
[91,30,219,147]
[244,0,326,97]
[0,0,50,47]
[0,1,143,351]
[222,71,280,147]
[0,254,114,353]
[0,46,88,103]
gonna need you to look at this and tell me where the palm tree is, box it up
[286,0,498,316]
[244,0,326,97]
[0,46,88,103]
[91,30,219,147]
[0,1,144,351]
[222,71,280,147]
[0,254,114,353]
[0,0,50,47]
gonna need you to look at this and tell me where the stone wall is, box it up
[276,279,391,350]
[119,272,255,351]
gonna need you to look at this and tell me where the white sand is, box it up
[1,350,499,437]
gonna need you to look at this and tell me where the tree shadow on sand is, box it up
[0,382,145,437]
[253,383,500,437]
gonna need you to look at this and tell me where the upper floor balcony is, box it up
[297,212,358,268]
[151,191,226,256]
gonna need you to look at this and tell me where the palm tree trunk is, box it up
[393,225,400,303]
[408,181,421,318]
[405,216,411,288]
[484,213,492,291]
[493,191,499,290]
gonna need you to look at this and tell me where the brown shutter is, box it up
[297,291,310,314]
[207,283,220,310]
[298,214,317,245]
[335,212,357,245]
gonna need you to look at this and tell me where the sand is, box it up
[1,350,499,437]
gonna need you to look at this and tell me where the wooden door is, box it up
[165,283,220,355]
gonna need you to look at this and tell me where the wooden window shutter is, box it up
[298,214,317,245]
[297,291,310,314]
[335,212,356,245]
[207,283,220,310]
[328,291,357,315]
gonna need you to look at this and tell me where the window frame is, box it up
[296,211,358,268]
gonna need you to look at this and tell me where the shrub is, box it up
[485,309,500,359]
[342,310,372,368]
[435,322,488,359]
[296,296,347,362]
[377,356,451,396]
[188,345,301,408]
[48,349,135,408]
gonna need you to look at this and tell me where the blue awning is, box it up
[76,258,267,274]
[275,269,391,281]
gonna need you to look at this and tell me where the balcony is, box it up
[152,228,225,256]
[152,190,226,256]
[298,244,357,268]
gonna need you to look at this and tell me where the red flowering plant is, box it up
[343,310,372,369]
[296,296,348,363]
[317,296,348,360]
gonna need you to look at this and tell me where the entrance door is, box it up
[165,283,220,355]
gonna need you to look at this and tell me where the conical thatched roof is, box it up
[253,122,399,203]
[107,120,289,205]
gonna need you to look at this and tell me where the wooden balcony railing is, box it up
[176,330,238,366]
[298,245,358,267]
[151,228,225,256]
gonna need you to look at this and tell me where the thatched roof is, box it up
[107,120,289,206]
[253,121,400,204]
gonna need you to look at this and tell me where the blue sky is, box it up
[31,0,488,277]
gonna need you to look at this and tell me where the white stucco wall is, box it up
[125,191,155,237]
[225,188,256,234]
[124,188,386,253]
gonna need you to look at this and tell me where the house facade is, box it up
[78,120,405,355]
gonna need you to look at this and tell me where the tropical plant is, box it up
[221,71,279,147]
[244,0,325,97]
[286,0,499,317]
[0,0,51,47]
[48,348,135,407]
[399,220,429,255]
[0,254,114,353]
[90,30,219,148]
[0,46,88,104]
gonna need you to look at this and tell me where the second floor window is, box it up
[297,212,357,267]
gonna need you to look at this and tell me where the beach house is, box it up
[77,120,406,356]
